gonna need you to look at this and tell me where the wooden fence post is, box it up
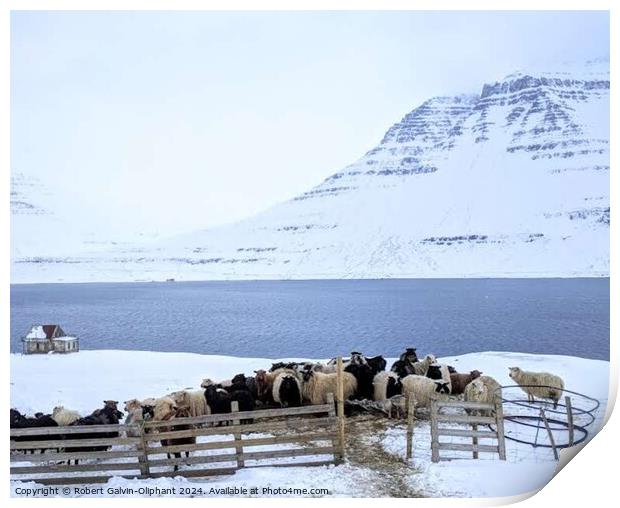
[326,392,338,463]
[540,408,558,460]
[495,399,506,461]
[565,396,574,447]
[406,393,415,460]
[231,401,244,469]
[336,356,345,463]
[430,396,439,463]
[137,423,150,478]
[472,423,479,459]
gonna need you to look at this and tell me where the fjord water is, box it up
[10,278,609,360]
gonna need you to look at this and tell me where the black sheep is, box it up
[10,410,60,454]
[64,403,124,464]
[367,355,387,375]
[244,376,259,401]
[229,373,250,392]
[10,409,24,427]
[142,405,155,420]
[204,385,232,414]
[345,363,375,400]
[274,374,302,408]
[229,373,259,400]
[349,352,368,366]
[269,361,300,372]
[386,376,403,399]
[426,364,443,380]
[390,360,415,379]
[398,348,419,364]
[230,390,255,424]
[434,382,451,395]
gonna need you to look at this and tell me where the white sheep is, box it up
[123,399,142,413]
[51,406,81,426]
[123,398,157,412]
[411,354,437,376]
[272,371,303,407]
[426,363,452,394]
[123,406,146,437]
[372,371,401,401]
[464,375,503,415]
[168,390,211,417]
[508,367,565,408]
[200,378,231,389]
[152,397,178,421]
[401,374,450,409]
[310,362,336,374]
[301,371,358,405]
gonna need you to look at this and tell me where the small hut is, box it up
[22,325,80,354]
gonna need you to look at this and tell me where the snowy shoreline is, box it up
[11,271,611,285]
[10,349,611,498]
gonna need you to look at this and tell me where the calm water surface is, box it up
[10,279,610,360]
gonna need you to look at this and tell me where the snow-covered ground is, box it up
[10,350,610,498]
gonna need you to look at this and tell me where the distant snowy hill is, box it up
[10,173,86,259]
[12,61,609,283]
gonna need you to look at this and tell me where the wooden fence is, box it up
[429,397,506,462]
[11,394,342,486]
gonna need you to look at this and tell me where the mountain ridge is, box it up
[12,61,610,283]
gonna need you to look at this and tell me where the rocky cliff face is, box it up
[12,61,610,282]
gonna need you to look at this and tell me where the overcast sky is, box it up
[11,11,609,238]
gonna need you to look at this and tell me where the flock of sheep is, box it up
[10,348,566,468]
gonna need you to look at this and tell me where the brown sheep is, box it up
[254,368,299,404]
[449,370,483,395]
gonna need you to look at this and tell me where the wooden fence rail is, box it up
[11,394,343,485]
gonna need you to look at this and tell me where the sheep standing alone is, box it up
[301,370,358,405]
[508,367,565,408]
[372,371,402,401]
[449,370,482,395]
[401,374,450,409]
[464,375,502,416]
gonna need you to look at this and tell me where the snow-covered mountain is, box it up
[10,173,86,259]
[10,173,161,266]
[11,61,610,283]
